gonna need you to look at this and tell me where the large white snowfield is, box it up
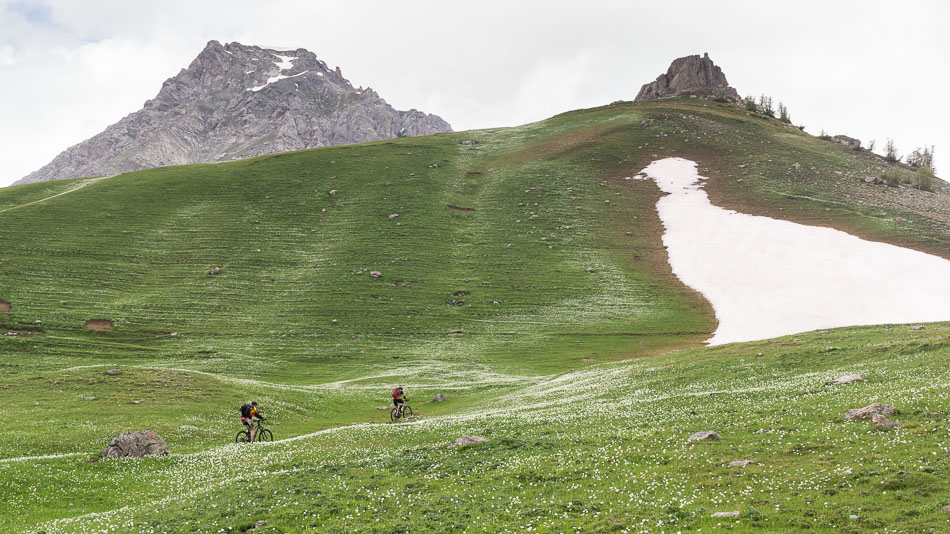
[639,157,950,345]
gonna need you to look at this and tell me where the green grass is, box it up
[1,97,949,532]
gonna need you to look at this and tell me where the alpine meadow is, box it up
[2,94,949,533]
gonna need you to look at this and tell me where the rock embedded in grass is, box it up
[688,431,722,441]
[872,413,900,428]
[432,393,448,402]
[369,271,382,278]
[845,403,895,420]
[106,369,121,376]
[712,511,739,517]
[728,460,753,467]
[101,429,170,459]
[447,435,487,449]
[833,373,864,385]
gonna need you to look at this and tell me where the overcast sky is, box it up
[1,0,947,187]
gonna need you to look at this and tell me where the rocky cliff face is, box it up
[16,41,452,185]
[635,53,738,101]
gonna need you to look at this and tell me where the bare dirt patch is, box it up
[85,319,113,331]
[447,205,475,213]
[0,300,10,312]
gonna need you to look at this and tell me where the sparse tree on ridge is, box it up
[778,102,790,123]
[759,94,774,117]
[906,145,936,171]
[867,139,876,153]
[885,139,899,163]
[743,95,757,112]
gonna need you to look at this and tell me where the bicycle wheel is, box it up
[390,406,400,422]
[402,406,413,419]
[235,430,250,443]
[258,429,273,442]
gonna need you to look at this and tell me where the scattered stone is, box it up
[492,301,499,305]
[833,373,864,385]
[105,369,121,376]
[728,460,753,467]
[791,162,801,170]
[377,405,393,411]
[688,431,722,441]
[841,468,853,475]
[711,511,740,518]
[447,435,487,449]
[208,266,221,275]
[251,519,267,530]
[388,213,399,220]
[845,403,896,420]
[369,271,382,278]
[849,514,859,520]
[942,506,950,514]
[911,324,924,330]
[83,396,97,401]
[582,358,595,363]
[872,413,900,428]
[432,393,448,402]
[328,189,337,195]
[460,140,475,146]
[101,429,170,459]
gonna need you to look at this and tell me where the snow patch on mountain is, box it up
[639,157,950,345]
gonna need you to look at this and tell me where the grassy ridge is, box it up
[1,97,949,532]
[5,325,948,533]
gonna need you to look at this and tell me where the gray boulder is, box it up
[833,373,864,385]
[432,393,448,402]
[688,431,722,441]
[872,413,900,428]
[712,511,740,517]
[728,460,753,467]
[845,403,895,420]
[101,429,170,459]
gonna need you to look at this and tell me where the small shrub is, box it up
[743,96,757,112]
[867,139,876,152]
[916,166,935,192]
[819,129,832,141]
[884,167,901,187]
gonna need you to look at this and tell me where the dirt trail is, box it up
[0,176,109,214]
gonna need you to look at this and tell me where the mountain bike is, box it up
[235,419,273,443]
[391,402,413,422]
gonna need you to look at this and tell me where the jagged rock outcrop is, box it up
[635,53,738,101]
[101,429,170,458]
[16,41,451,185]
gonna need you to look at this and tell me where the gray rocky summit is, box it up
[16,41,452,185]
[635,53,738,101]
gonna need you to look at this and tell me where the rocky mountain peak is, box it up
[16,40,451,185]
[635,53,738,101]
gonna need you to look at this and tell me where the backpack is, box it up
[240,403,252,418]
[392,387,402,399]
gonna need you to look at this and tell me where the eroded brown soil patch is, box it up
[85,319,113,331]
[0,300,11,312]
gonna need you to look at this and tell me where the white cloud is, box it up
[1,0,948,187]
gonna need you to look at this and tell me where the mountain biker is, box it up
[391,386,408,415]
[240,401,265,441]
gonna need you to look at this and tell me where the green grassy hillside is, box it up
[1,97,948,533]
